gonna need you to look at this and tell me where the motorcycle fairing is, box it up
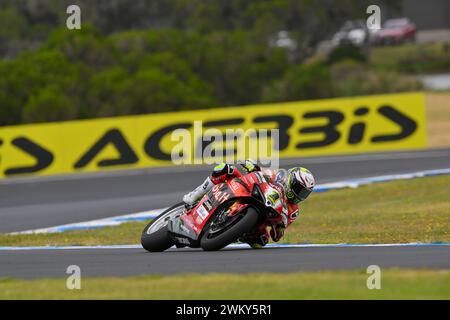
[167,180,251,245]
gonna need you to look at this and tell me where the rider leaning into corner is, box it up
[182,159,316,248]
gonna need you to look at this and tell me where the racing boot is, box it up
[182,176,214,207]
[239,232,269,249]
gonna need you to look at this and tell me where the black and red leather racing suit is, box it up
[208,161,300,247]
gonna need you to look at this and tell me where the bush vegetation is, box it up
[1,0,443,126]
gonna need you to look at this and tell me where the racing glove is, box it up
[240,159,261,173]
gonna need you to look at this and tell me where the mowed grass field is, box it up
[1,269,449,299]
[1,174,449,246]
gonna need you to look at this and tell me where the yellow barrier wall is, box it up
[0,92,426,179]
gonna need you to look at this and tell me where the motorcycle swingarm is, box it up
[167,219,201,248]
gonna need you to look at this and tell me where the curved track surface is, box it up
[1,246,449,279]
[1,148,450,233]
[0,149,449,279]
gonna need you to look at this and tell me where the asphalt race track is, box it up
[0,148,450,279]
[1,148,450,233]
[1,246,450,279]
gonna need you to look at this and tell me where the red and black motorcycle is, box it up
[141,171,288,252]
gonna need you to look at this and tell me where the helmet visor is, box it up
[290,179,312,202]
[297,187,312,201]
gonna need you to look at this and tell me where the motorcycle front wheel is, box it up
[141,203,184,252]
[200,206,259,251]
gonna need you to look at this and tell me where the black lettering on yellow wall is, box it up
[296,111,344,149]
[253,115,293,150]
[201,118,245,159]
[200,132,243,159]
[144,123,192,161]
[4,137,54,175]
[203,119,244,127]
[0,139,3,166]
[371,106,417,142]
[348,107,369,144]
[74,129,138,169]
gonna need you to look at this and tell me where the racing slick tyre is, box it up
[200,207,259,251]
[141,203,183,252]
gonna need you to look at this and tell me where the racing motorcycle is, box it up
[141,171,288,252]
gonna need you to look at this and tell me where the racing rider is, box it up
[182,159,315,248]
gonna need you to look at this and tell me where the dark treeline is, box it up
[0,0,410,126]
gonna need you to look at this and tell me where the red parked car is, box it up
[373,18,417,45]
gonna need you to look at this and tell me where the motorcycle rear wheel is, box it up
[200,207,259,251]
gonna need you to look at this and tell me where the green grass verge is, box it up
[0,175,449,247]
[1,269,449,299]
[284,174,450,244]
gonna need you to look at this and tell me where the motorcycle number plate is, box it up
[196,204,209,221]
